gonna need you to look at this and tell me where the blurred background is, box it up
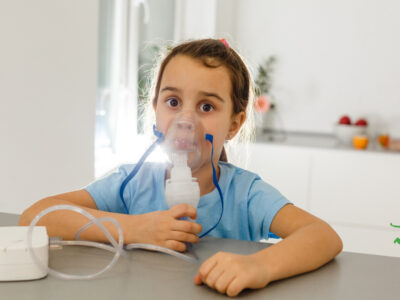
[1,0,399,257]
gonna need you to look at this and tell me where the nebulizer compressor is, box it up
[2,113,223,281]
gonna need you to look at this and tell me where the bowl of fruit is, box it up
[335,115,368,145]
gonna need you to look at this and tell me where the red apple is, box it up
[338,115,351,125]
[355,118,368,126]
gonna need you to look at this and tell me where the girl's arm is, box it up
[253,204,343,282]
[194,204,343,296]
[19,190,201,251]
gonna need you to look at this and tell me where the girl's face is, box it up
[154,54,244,171]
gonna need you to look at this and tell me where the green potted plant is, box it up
[254,56,277,133]
[254,56,276,112]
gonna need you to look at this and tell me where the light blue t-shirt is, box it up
[85,162,291,241]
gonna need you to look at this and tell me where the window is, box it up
[96,0,156,177]
[96,0,217,177]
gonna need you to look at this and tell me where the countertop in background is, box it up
[256,129,399,155]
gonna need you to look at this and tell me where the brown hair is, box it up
[151,39,254,162]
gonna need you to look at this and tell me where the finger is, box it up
[198,258,218,283]
[226,277,246,297]
[169,204,197,219]
[164,240,186,252]
[169,231,199,243]
[204,264,225,290]
[194,273,202,285]
[172,220,202,234]
[215,272,236,295]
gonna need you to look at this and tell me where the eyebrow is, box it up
[160,86,180,93]
[199,91,225,103]
[160,86,225,103]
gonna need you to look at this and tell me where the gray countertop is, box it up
[256,130,400,155]
[1,212,400,299]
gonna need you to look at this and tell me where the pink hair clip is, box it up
[219,38,230,48]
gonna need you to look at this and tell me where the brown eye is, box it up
[166,98,179,107]
[200,103,214,112]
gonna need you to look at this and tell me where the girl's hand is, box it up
[127,203,202,252]
[194,252,270,297]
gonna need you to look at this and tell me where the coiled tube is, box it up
[28,204,198,280]
[27,204,124,280]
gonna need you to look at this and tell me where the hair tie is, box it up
[219,38,230,48]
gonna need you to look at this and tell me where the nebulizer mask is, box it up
[25,113,224,281]
[163,113,202,210]
[161,112,224,234]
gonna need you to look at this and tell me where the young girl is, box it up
[20,38,342,297]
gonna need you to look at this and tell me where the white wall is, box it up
[226,0,400,137]
[174,0,217,40]
[0,1,97,214]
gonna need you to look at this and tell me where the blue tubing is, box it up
[199,134,224,238]
[119,126,164,214]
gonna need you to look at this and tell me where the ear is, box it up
[226,112,246,140]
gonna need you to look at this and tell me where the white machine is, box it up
[0,226,48,281]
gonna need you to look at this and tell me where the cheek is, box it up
[202,123,229,157]
[155,106,172,135]
[205,115,231,139]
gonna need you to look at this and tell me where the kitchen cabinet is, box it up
[309,150,400,227]
[246,139,400,257]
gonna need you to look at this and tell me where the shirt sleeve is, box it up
[247,178,292,240]
[84,165,132,214]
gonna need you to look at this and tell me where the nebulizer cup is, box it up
[162,113,202,211]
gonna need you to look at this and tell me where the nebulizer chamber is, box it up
[164,115,201,210]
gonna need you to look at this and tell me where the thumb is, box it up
[169,203,197,220]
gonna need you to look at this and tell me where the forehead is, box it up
[160,54,232,98]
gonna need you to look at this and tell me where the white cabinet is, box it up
[309,150,400,228]
[247,142,400,257]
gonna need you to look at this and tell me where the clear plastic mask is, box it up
[161,113,204,173]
